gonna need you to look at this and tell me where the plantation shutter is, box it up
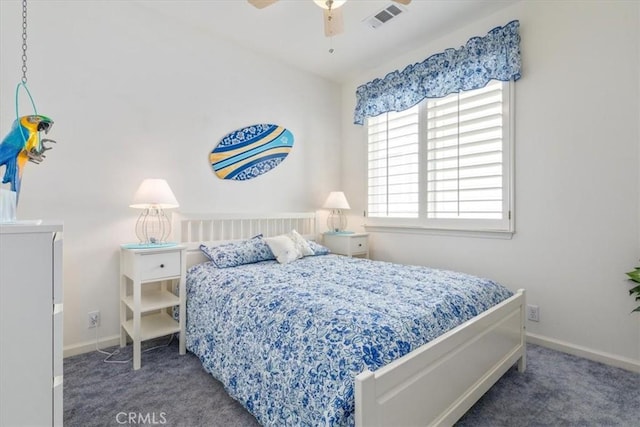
[368,106,420,218]
[425,80,506,220]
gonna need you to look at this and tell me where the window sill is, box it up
[363,224,514,240]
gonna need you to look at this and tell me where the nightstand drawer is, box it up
[349,236,368,254]
[139,252,181,281]
[323,233,369,258]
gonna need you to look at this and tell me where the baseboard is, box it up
[65,331,639,373]
[64,334,121,358]
[526,332,640,373]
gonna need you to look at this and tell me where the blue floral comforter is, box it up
[185,255,513,426]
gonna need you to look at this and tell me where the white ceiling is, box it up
[136,0,518,83]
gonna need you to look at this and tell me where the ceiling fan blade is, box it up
[323,7,344,37]
[247,0,278,9]
[392,0,412,4]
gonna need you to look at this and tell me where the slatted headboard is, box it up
[173,212,318,268]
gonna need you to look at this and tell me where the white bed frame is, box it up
[174,212,526,427]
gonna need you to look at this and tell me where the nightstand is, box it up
[119,244,186,370]
[322,232,369,258]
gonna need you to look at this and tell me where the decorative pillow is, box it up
[307,239,330,256]
[288,229,315,257]
[200,235,275,268]
[264,234,301,264]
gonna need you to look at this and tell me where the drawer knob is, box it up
[160,264,165,268]
[358,244,362,247]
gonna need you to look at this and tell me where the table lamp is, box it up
[323,191,350,233]
[129,178,179,244]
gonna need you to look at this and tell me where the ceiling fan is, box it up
[248,0,412,37]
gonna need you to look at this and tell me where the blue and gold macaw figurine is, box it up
[0,115,55,203]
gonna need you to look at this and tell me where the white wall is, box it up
[341,1,640,369]
[0,1,342,353]
[2,0,638,370]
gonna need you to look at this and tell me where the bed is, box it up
[175,212,526,426]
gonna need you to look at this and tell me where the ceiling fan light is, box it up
[313,0,347,10]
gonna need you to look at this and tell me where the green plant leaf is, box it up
[625,267,640,313]
[626,270,640,282]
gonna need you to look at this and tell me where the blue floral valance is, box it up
[353,20,521,125]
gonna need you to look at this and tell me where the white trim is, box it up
[364,223,514,239]
[366,81,515,234]
[63,334,120,358]
[65,331,640,375]
[526,332,640,374]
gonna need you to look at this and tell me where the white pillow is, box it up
[288,229,314,257]
[265,234,301,264]
[264,230,315,264]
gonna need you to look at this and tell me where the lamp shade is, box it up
[322,191,350,210]
[130,179,179,209]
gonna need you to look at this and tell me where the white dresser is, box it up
[0,222,63,426]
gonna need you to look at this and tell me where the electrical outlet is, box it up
[527,304,540,322]
[88,311,100,328]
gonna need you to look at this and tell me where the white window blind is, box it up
[368,106,420,218]
[367,80,513,232]
[425,80,505,220]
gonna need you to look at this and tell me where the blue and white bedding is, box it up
[185,255,513,426]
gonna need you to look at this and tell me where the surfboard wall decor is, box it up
[210,124,294,181]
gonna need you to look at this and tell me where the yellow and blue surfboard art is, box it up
[210,124,294,181]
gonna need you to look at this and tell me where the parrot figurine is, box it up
[0,114,55,203]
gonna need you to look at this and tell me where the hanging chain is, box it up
[21,0,28,84]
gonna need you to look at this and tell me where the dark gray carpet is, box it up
[64,340,639,426]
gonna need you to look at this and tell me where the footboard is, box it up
[355,289,526,427]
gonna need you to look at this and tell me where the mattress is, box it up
[185,254,513,426]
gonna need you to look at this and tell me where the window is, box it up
[367,80,513,234]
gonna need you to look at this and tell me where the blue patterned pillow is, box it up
[307,239,330,256]
[200,235,275,268]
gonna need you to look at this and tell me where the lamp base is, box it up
[135,207,172,244]
[326,209,348,233]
